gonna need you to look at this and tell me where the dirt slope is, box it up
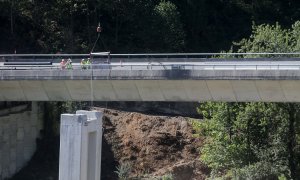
[99,108,209,180]
[10,107,209,180]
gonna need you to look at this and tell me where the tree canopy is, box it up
[1,0,300,53]
[198,22,300,179]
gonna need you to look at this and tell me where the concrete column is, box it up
[59,111,102,180]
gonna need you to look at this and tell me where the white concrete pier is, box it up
[59,111,102,180]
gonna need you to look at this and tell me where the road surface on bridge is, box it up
[2,60,300,70]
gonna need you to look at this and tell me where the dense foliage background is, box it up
[198,22,300,179]
[1,0,300,53]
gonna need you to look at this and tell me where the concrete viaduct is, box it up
[1,53,300,102]
[2,53,300,179]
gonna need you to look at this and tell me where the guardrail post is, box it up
[59,110,102,180]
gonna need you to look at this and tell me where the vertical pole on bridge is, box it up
[59,111,103,180]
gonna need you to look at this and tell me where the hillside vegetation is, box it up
[199,22,300,179]
[1,0,300,53]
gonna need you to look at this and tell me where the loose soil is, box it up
[10,108,209,180]
[99,108,209,179]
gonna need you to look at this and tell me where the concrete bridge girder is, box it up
[0,81,26,101]
[0,79,299,102]
[281,81,300,101]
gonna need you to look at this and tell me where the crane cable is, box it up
[91,22,108,53]
[89,22,110,108]
[89,22,105,108]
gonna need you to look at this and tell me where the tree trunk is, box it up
[87,10,91,47]
[70,5,74,53]
[227,103,232,141]
[10,0,14,35]
[115,14,119,49]
[287,104,296,179]
[10,0,16,53]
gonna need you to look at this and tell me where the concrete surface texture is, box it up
[0,102,43,179]
[59,111,102,180]
[1,69,300,101]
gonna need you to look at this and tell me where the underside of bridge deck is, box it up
[1,69,300,102]
[0,79,299,102]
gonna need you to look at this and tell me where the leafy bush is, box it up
[161,173,173,180]
[115,162,132,180]
[231,161,285,180]
[188,118,203,137]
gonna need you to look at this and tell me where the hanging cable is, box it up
[99,34,108,52]
[89,22,102,108]
[90,23,101,54]
[90,22,108,53]
[89,22,110,108]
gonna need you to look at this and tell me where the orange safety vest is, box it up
[60,61,66,69]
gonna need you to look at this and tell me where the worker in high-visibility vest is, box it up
[86,58,91,69]
[81,59,86,69]
[66,58,73,70]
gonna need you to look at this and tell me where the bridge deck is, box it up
[1,69,300,102]
[2,53,300,102]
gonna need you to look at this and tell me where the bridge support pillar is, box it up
[59,110,102,180]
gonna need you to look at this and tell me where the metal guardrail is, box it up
[2,53,300,64]
[1,64,300,71]
[1,52,300,58]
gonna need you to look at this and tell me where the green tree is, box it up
[2,0,300,53]
[154,1,185,52]
[199,103,295,179]
[199,21,300,179]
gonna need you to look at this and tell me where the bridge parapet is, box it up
[1,69,300,80]
[2,53,300,63]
